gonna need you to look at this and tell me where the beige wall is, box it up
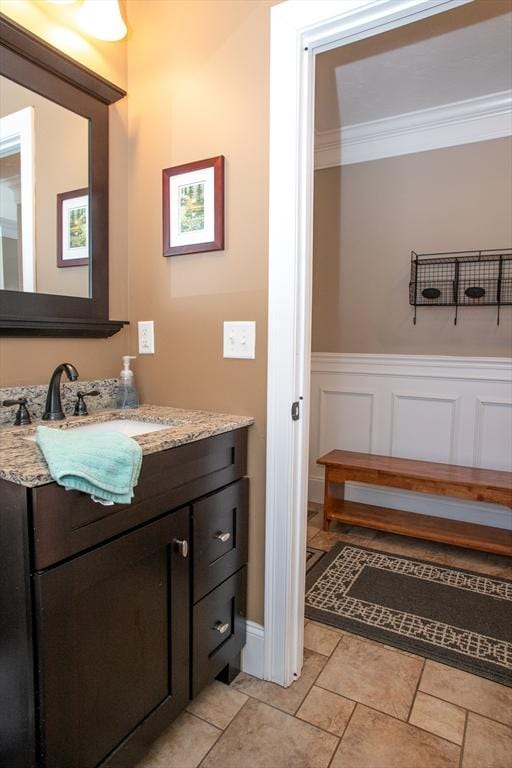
[126,0,274,623]
[312,138,512,356]
[0,0,130,386]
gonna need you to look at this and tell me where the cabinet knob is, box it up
[214,531,231,543]
[213,621,230,635]
[173,538,189,558]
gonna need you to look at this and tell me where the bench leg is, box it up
[323,477,332,531]
[323,477,344,531]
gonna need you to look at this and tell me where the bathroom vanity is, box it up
[0,406,252,768]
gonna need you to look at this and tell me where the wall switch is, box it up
[223,321,256,359]
[138,320,155,354]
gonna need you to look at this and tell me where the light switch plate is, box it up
[223,321,256,359]
[138,320,155,354]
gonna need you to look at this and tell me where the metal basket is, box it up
[409,249,512,325]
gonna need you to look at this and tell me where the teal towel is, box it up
[36,425,143,504]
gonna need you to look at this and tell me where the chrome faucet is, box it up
[42,363,79,421]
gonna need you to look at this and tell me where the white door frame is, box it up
[264,0,475,686]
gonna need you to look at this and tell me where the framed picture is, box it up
[57,188,89,267]
[162,155,224,257]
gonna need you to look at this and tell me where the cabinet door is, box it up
[34,506,190,768]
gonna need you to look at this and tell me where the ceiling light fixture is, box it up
[76,0,127,42]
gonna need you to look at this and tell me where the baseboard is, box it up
[308,475,512,531]
[241,620,265,679]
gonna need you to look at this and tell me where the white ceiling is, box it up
[315,0,512,132]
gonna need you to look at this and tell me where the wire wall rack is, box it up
[409,249,512,325]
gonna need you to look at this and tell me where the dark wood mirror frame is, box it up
[0,14,128,337]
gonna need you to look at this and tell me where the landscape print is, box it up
[57,188,89,267]
[179,181,205,233]
[68,204,88,249]
[163,155,224,256]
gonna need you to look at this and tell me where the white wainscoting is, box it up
[309,354,512,530]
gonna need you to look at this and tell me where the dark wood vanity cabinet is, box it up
[0,428,249,768]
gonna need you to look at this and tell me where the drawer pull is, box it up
[214,531,231,543]
[173,538,189,558]
[213,621,230,634]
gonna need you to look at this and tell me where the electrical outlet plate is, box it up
[138,320,155,354]
[223,321,256,359]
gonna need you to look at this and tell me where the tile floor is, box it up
[136,506,512,768]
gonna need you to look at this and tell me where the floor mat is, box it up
[305,541,512,686]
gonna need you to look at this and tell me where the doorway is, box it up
[263,0,480,687]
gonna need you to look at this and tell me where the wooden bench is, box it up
[317,450,512,557]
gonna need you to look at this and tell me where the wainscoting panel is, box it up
[319,389,374,455]
[474,398,512,472]
[309,354,512,530]
[390,393,459,463]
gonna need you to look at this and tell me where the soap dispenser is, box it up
[116,356,140,409]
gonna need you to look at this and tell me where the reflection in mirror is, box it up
[0,75,90,298]
[0,103,34,291]
[0,147,22,290]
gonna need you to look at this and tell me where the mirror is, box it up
[0,76,90,298]
[0,13,126,337]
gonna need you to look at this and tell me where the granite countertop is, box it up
[0,404,254,487]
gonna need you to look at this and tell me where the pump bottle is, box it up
[116,356,140,409]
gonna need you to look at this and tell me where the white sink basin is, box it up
[25,419,179,441]
[66,419,177,437]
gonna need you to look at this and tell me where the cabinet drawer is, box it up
[192,567,246,698]
[32,428,247,569]
[193,479,248,602]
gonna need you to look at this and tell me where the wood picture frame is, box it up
[57,187,89,267]
[162,155,224,257]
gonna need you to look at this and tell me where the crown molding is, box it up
[315,90,512,169]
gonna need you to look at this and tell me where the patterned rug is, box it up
[306,547,325,573]
[305,542,512,686]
